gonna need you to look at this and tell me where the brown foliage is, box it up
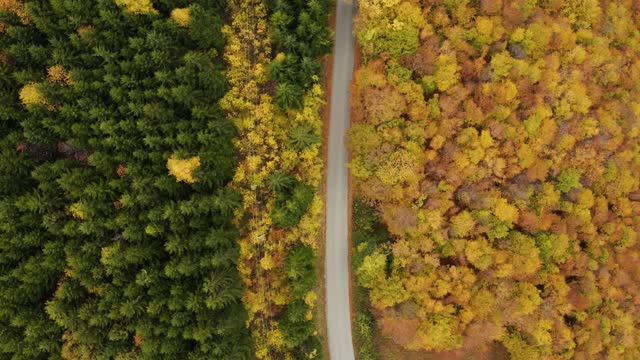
[133,332,144,347]
[57,141,89,165]
[377,308,421,349]
[116,164,127,177]
[480,0,503,15]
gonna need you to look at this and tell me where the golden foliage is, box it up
[0,0,30,23]
[47,64,73,85]
[222,0,325,357]
[170,8,190,27]
[166,155,200,184]
[350,0,640,357]
[114,0,158,15]
[19,83,49,108]
[375,150,418,185]
[493,198,519,223]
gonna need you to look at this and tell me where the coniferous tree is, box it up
[0,1,252,358]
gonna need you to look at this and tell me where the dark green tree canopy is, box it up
[0,1,251,358]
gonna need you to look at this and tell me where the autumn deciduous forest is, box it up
[350,0,640,359]
[0,0,330,359]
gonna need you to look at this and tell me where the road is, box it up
[325,0,356,359]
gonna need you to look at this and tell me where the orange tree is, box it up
[350,0,640,358]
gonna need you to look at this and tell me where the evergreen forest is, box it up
[350,0,640,359]
[0,0,331,359]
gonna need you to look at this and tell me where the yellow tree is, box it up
[115,0,158,15]
[170,8,190,27]
[166,155,200,184]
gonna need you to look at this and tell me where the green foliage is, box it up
[350,199,392,359]
[351,200,392,269]
[353,311,377,360]
[188,4,225,50]
[556,168,584,193]
[280,245,322,358]
[279,300,315,348]
[0,1,252,358]
[268,0,332,108]
[285,245,316,299]
[464,28,488,51]
[535,231,569,273]
[272,180,315,228]
[268,171,296,193]
[289,124,320,150]
[275,82,304,109]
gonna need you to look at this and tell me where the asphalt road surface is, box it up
[325,0,356,359]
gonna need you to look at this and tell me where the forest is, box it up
[0,0,331,359]
[350,0,640,359]
[223,0,331,358]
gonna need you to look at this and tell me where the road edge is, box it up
[349,39,362,360]
[317,5,338,359]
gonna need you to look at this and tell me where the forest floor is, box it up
[374,337,509,360]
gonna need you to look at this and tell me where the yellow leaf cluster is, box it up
[69,202,88,220]
[513,282,542,316]
[434,53,460,92]
[464,238,493,270]
[493,198,519,223]
[19,83,49,107]
[115,0,158,15]
[166,155,200,184]
[376,149,418,185]
[451,211,475,237]
[510,27,525,42]
[170,8,190,27]
[304,290,317,309]
[476,17,493,37]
